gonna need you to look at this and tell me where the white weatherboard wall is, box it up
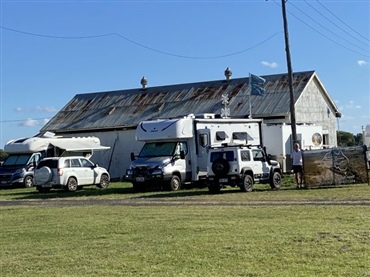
[364,124,370,147]
[263,124,323,172]
[294,77,337,147]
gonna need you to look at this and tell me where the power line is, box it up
[0,26,282,60]
[316,0,370,43]
[288,1,369,53]
[271,0,370,58]
[305,0,369,47]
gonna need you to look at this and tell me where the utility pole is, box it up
[281,0,297,144]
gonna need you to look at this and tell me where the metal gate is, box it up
[303,146,368,187]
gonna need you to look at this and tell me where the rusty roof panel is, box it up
[41,70,337,133]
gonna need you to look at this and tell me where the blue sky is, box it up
[0,0,369,148]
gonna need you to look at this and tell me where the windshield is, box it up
[139,142,177,157]
[2,154,32,166]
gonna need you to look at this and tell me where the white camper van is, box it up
[125,114,263,191]
[0,133,110,188]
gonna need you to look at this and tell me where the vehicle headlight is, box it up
[126,169,133,175]
[152,164,165,175]
[152,169,163,175]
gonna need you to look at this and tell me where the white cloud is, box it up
[19,118,39,127]
[345,101,361,109]
[261,61,278,68]
[14,107,23,112]
[34,106,58,113]
[42,118,50,124]
[358,60,368,66]
[17,118,50,127]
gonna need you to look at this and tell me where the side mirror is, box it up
[180,150,185,159]
[130,152,135,161]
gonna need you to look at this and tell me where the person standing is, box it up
[291,143,304,189]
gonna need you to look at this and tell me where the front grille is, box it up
[0,175,12,182]
[134,166,150,177]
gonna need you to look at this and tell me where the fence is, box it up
[303,146,368,187]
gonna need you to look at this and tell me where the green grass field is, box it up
[0,181,369,277]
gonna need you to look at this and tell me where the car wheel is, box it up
[167,175,181,191]
[240,174,253,192]
[212,158,230,177]
[66,177,78,192]
[270,171,282,189]
[97,174,109,189]
[24,176,34,188]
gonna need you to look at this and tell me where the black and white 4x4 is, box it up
[34,156,110,193]
[206,145,282,193]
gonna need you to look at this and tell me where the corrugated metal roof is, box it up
[40,70,339,133]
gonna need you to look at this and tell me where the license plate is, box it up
[136,177,145,182]
[219,178,228,183]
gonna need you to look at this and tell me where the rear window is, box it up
[36,160,58,169]
[210,151,234,162]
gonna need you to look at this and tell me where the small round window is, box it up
[312,133,322,146]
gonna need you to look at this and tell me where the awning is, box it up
[49,140,110,151]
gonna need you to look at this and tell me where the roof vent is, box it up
[141,76,148,89]
[224,67,232,80]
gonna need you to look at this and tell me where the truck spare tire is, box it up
[212,158,230,177]
[37,166,53,184]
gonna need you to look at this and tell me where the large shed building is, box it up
[40,70,341,179]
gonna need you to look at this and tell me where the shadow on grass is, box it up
[134,184,286,199]
[4,179,355,201]
[1,185,135,200]
[4,184,267,200]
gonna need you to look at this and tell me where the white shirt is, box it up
[291,150,302,166]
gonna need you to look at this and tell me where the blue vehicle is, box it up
[0,152,42,188]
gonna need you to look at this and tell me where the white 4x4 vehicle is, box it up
[34,156,110,192]
[206,145,282,193]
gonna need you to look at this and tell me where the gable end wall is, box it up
[295,78,338,147]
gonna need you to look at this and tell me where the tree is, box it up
[337,131,355,147]
[0,149,8,161]
[354,133,363,146]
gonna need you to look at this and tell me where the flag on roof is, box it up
[250,73,266,96]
